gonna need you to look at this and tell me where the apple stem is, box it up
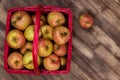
[14,61,19,66]
[86,21,90,24]
[46,45,49,50]
[12,38,17,43]
[56,19,60,24]
[45,29,49,34]
[56,45,60,50]
[16,16,22,20]
[52,59,55,63]
[28,61,33,64]
[61,32,67,36]
[12,21,16,25]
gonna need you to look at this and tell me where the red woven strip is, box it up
[32,5,43,75]
[4,9,11,71]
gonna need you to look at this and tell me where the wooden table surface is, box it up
[1,0,120,80]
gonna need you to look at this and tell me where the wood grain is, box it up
[95,45,120,76]
[0,0,120,80]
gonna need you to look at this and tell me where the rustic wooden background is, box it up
[1,0,120,80]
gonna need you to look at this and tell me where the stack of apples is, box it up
[6,10,70,71]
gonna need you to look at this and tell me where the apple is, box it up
[32,14,46,26]
[24,25,41,41]
[23,51,41,70]
[11,11,32,30]
[53,26,70,45]
[47,11,66,27]
[54,43,67,57]
[43,54,60,71]
[41,25,53,40]
[79,13,94,28]
[38,38,53,57]
[20,42,32,55]
[6,29,26,49]
[8,52,24,70]
[60,57,67,69]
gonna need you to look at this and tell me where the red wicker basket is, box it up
[4,5,72,75]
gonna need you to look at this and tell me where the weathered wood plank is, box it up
[95,14,120,47]
[72,47,102,80]
[1,0,27,11]
[73,21,100,49]
[59,73,78,80]
[101,0,120,15]
[52,75,64,80]
[71,61,93,80]
[0,21,5,31]
[99,8,120,32]
[0,66,17,80]
[104,70,120,80]
[95,45,120,76]
[71,0,97,14]
[0,3,7,24]
[73,36,94,59]
[73,44,120,80]
[91,26,120,58]
[89,54,120,80]
[86,0,106,13]
[40,75,54,80]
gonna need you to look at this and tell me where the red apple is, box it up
[60,57,67,69]
[53,26,70,45]
[43,54,60,71]
[54,43,67,57]
[38,38,53,57]
[11,11,32,30]
[24,25,41,41]
[20,42,32,55]
[6,29,26,49]
[32,14,46,26]
[8,52,24,70]
[47,11,66,27]
[41,25,53,40]
[79,13,94,28]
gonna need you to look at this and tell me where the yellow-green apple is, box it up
[20,42,32,55]
[6,29,26,49]
[38,38,53,57]
[32,14,46,26]
[60,57,67,69]
[79,13,94,28]
[23,51,41,70]
[41,25,53,40]
[47,11,66,27]
[24,25,41,41]
[8,52,24,70]
[43,54,60,71]
[11,11,32,30]
[53,26,70,45]
[54,43,67,57]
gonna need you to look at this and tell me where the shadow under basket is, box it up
[4,5,73,75]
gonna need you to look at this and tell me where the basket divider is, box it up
[32,5,43,75]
